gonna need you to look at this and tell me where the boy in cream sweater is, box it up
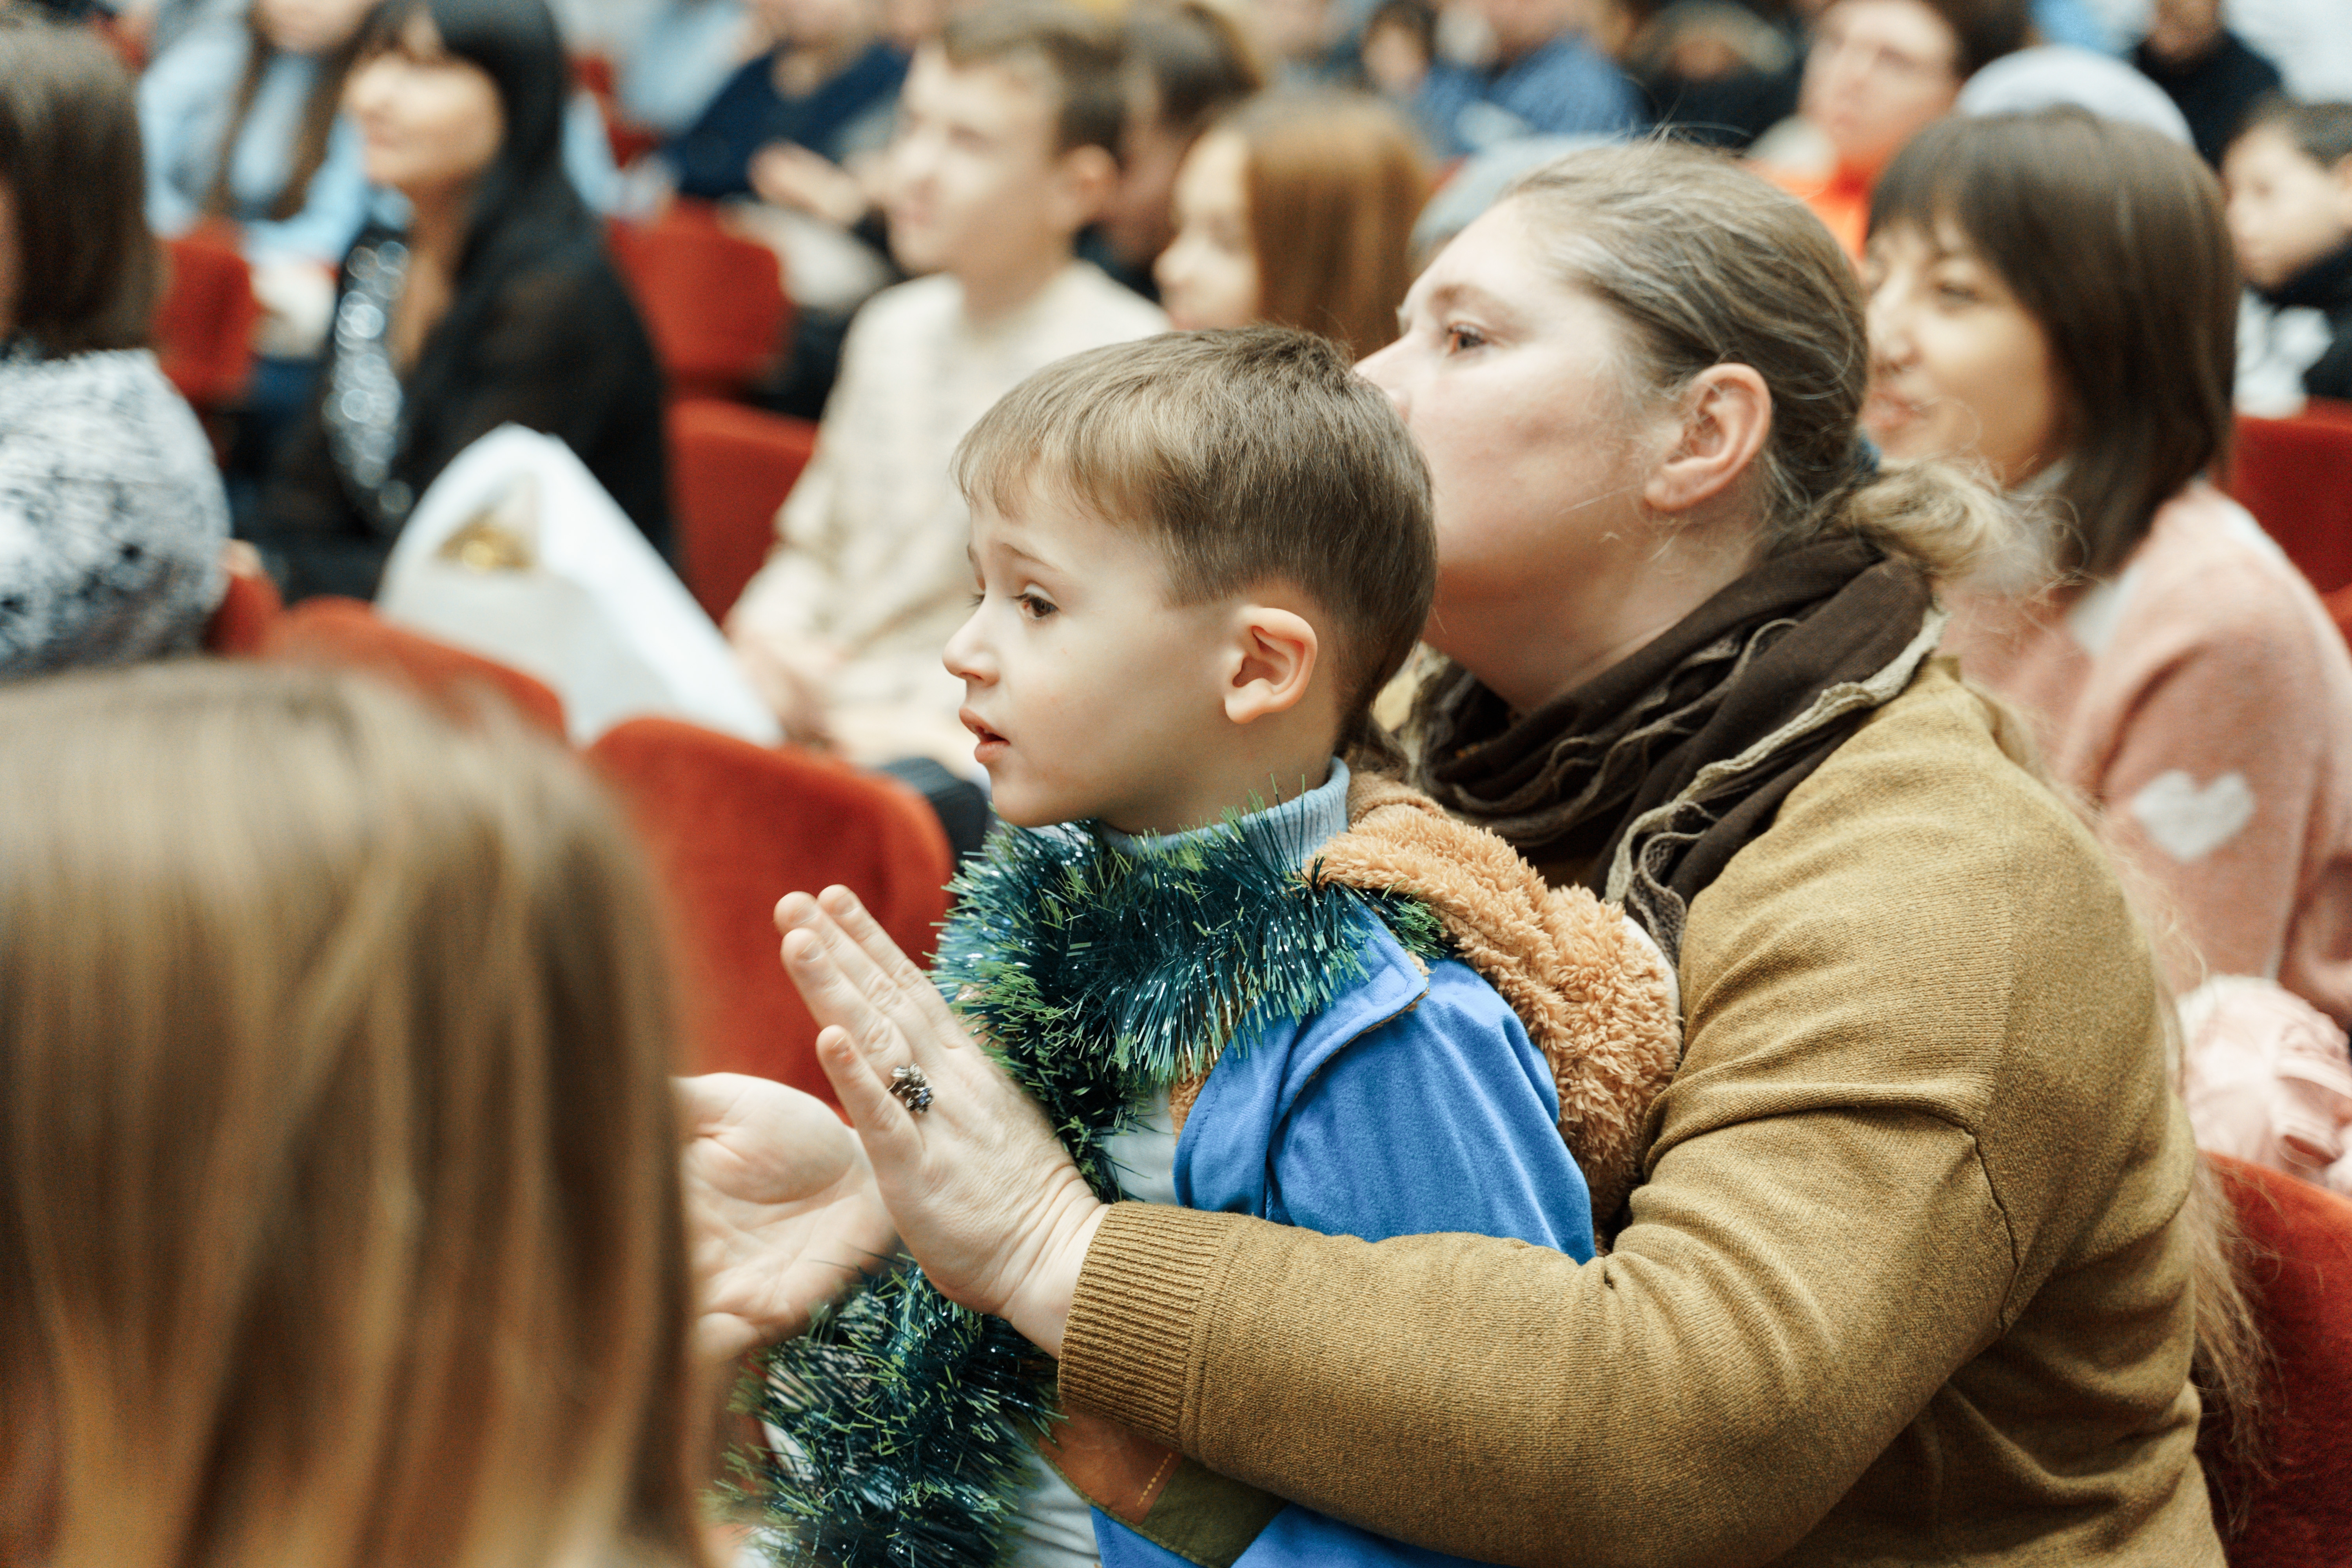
[725,0,1165,851]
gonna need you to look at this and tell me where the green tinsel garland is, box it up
[742,818,1445,1568]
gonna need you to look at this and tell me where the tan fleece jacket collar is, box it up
[1308,772,1684,1232]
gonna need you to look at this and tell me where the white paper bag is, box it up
[379,424,781,747]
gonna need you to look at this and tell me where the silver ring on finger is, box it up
[889,1063,934,1115]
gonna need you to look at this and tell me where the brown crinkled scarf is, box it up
[1412,536,1943,962]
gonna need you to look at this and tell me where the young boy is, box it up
[725,0,1167,847]
[2226,97,2352,405]
[757,329,1679,1568]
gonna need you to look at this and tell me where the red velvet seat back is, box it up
[261,597,568,736]
[2198,1154,2352,1564]
[587,717,954,1100]
[607,203,792,401]
[2228,401,2352,597]
[202,566,283,655]
[155,230,260,412]
[667,398,820,624]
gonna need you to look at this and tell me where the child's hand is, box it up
[749,141,872,229]
[677,1071,899,1362]
[731,632,839,747]
[776,887,1108,1356]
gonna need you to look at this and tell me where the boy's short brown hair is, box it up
[942,0,1127,156]
[2239,94,2352,171]
[954,327,1436,737]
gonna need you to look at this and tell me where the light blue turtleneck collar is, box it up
[1099,757,1353,872]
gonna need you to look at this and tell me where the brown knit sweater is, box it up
[1056,661,2221,1566]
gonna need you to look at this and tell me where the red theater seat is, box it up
[668,398,820,623]
[608,203,792,401]
[2197,1154,2352,1564]
[261,597,567,736]
[587,717,954,1098]
[2229,401,2352,598]
[202,564,282,655]
[154,229,261,414]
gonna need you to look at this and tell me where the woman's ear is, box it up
[1644,363,1773,516]
[1222,606,1319,726]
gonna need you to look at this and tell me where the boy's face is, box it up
[2225,125,2352,292]
[944,489,1240,833]
[886,48,1103,284]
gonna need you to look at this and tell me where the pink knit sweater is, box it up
[1944,481,2352,1023]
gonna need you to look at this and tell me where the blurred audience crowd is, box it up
[7,0,2352,1553]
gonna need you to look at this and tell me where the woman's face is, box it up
[1800,0,1964,176]
[344,12,504,204]
[255,0,376,56]
[1154,129,1259,332]
[1863,219,2063,488]
[1357,199,1657,636]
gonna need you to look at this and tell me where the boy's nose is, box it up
[942,608,993,683]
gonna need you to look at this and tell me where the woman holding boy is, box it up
[693,141,2232,1563]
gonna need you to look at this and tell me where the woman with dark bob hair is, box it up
[683,139,2253,1564]
[250,0,668,602]
[0,9,228,679]
[1866,109,2352,1034]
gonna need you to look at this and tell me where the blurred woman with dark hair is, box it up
[0,8,229,679]
[1155,90,1427,358]
[1867,109,2352,1040]
[251,0,668,603]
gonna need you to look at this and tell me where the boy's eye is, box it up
[1443,323,1488,353]
[1017,591,1058,620]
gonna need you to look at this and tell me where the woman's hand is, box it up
[777,886,1108,1356]
[677,1072,898,1362]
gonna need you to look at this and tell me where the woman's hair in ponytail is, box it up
[1504,140,2013,582]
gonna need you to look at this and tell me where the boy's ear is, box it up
[1223,605,1319,726]
[1046,142,1120,234]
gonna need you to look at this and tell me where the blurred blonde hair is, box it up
[0,662,706,1568]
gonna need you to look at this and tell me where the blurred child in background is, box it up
[1085,0,1263,298]
[1157,89,1427,357]
[2226,96,2352,404]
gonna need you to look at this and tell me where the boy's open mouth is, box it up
[961,710,1009,757]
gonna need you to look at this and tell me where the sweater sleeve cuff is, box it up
[1057,1201,1243,1447]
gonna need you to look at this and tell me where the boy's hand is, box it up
[750,141,871,228]
[678,1072,898,1362]
[730,632,840,747]
[776,887,1107,1356]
